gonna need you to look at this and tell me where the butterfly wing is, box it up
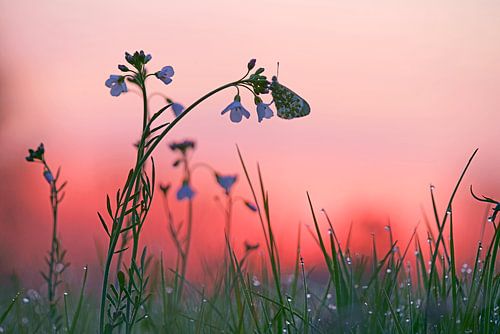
[270,80,310,120]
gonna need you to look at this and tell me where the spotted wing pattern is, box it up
[270,77,310,119]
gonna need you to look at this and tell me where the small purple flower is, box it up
[155,66,174,85]
[43,170,54,183]
[172,103,185,117]
[221,97,251,123]
[256,102,274,122]
[169,140,195,154]
[177,182,195,200]
[105,75,127,96]
[215,174,237,195]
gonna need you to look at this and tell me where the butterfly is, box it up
[270,75,311,119]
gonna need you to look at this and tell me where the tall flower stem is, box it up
[45,162,59,323]
[98,79,249,334]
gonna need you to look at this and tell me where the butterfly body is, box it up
[270,76,310,119]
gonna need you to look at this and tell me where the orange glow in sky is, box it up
[0,0,499,286]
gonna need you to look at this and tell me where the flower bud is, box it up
[118,64,129,72]
[247,59,256,71]
[43,170,54,183]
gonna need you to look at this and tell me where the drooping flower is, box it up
[155,66,174,85]
[169,140,195,154]
[172,103,185,117]
[221,96,251,123]
[215,174,237,195]
[177,182,195,200]
[256,102,274,122]
[105,75,127,96]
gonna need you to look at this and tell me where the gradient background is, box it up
[0,0,499,288]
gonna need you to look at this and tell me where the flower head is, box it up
[177,182,195,200]
[26,143,45,162]
[169,140,195,154]
[105,75,127,96]
[125,50,152,69]
[256,102,274,122]
[155,66,174,85]
[221,96,251,123]
[215,174,237,195]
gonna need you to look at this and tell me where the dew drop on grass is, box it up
[22,297,29,304]
[64,292,68,296]
[327,293,332,299]
[287,297,293,303]
[0,326,4,333]
[165,286,173,294]
[386,268,392,274]
[306,293,311,299]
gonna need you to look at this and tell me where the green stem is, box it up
[98,78,245,334]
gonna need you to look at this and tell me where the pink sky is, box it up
[0,0,499,286]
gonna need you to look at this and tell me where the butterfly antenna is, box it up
[276,62,280,80]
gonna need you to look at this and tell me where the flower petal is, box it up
[230,109,243,123]
[241,106,251,119]
[161,66,174,77]
[110,84,123,96]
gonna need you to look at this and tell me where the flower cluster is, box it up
[25,143,45,162]
[220,59,276,123]
[105,50,175,97]
[25,143,54,184]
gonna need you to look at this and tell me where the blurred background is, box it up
[0,0,499,289]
